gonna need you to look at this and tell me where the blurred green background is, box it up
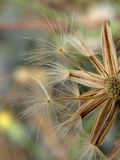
[0,0,120,160]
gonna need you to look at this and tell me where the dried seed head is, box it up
[104,76,120,99]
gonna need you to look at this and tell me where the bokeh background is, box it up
[1,0,120,160]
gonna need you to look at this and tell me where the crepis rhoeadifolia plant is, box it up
[16,15,120,160]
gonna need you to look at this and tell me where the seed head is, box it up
[104,76,120,99]
[18,16,120,159]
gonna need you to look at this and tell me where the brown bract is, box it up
[67,20,120,147]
